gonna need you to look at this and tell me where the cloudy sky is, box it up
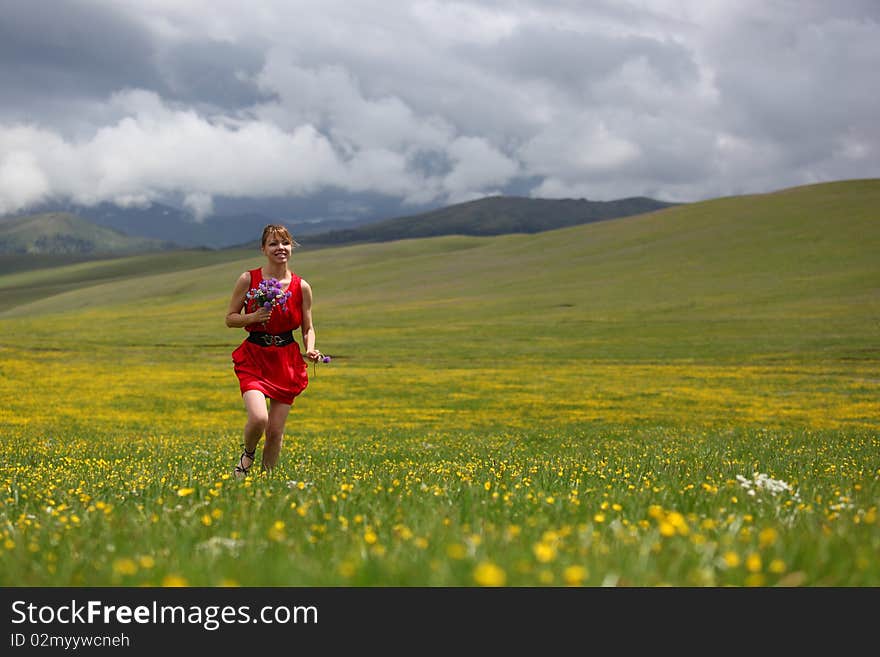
[1,0,878,221]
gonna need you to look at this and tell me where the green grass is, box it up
[0,248,250,310]
[0,179,877,586]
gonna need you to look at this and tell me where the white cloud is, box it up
[0,90,347,214]
[521,120,640,182]
[443,136,519,202]
[0,150,50,215]
[410,0,520,45]
[183,192,214,221]
[254,55,455,153]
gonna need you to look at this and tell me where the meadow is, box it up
[0,179,878,586]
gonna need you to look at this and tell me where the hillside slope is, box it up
[1,179,876,364]
[0,212,175,255]
[299,194,676,247]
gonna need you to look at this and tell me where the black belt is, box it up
[247,330,296,347]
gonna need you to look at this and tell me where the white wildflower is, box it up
[196,537,244,556]
[829,496,854,511]
[737,472,801,501]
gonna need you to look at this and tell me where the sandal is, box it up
[233,446,257,478]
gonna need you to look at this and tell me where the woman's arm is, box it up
[300,279,320,361]
[225,271,270,328]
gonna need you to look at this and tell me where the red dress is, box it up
[232,268,309,404]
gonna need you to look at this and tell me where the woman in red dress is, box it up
[225,224,323,477]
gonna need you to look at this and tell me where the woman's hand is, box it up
[305,349,323,363]
[250,307,272,324]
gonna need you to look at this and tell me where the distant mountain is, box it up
[0,213,175,255]
[14,201,260,249]
[298,195,679,247]
[3,194,678,252]
[9,200,380,249]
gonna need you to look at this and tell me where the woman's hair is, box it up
[260,224,300,249]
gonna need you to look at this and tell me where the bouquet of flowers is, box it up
[247,277,291,314]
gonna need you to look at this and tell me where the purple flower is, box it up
[247,277,291,313]
[322,356,332,364]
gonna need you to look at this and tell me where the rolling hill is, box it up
[6,194,676,252]
[0,212,176,255]
[0,178,876,367]
[296,194,677,247]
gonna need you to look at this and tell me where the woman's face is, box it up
[263,232,292,264]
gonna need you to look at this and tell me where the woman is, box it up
[225,224,323,477]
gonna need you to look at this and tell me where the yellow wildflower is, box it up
[473,562,506,587]
[758,527,778,548]
[161,574,188,587]
[746,553,762,573]
[563,565,588,586]
[768,559,786,574]
[446,544,467,560]
[659,521,675,537]
[722,552,740,568]
[533,542,557,563]
[112,558,138,576]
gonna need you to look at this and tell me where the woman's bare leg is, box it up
[236,390,269,474]
[262,399,292,471]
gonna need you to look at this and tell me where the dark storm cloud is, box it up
[157,40,276,110]
[712,13,877,135]
[705,2,880,184]
[0,0,161,112]
[0,0,272,127]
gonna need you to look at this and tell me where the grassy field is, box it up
[0,179,878,586]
